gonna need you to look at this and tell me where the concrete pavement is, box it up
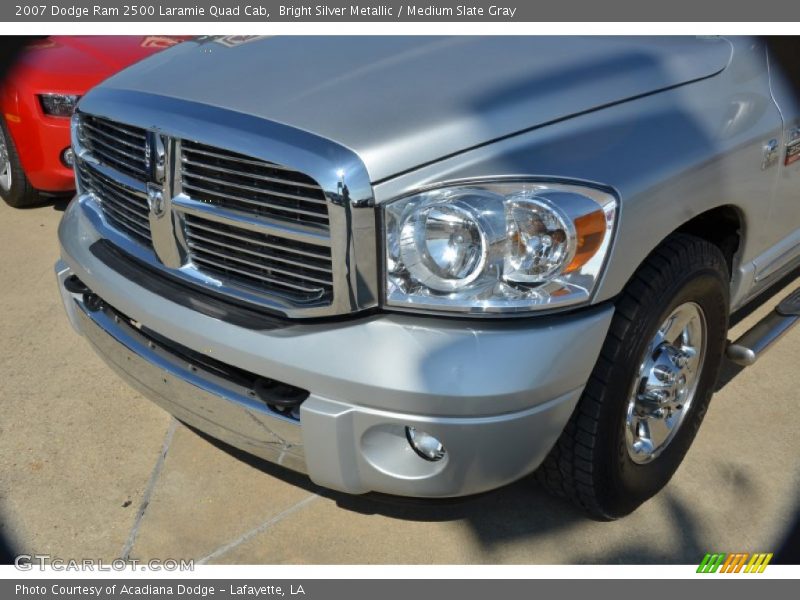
[1,198,798,564]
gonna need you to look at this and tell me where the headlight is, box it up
[400,201,491,291]
[39,94,80,117]
[383,181,617,315]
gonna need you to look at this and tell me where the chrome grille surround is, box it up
[71,89,378,319]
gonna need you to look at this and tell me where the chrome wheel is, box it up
[0,125,11,192]
[625,302,707,464]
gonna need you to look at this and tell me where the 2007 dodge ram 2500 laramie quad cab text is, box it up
[55,36,800,519]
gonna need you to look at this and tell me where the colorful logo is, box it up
[697,553,773,573]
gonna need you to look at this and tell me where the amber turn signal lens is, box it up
[565,209,607,273]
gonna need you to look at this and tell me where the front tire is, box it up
[537,233,730,519]
[0,118,41,208]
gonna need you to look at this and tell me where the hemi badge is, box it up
[787,141,800,166]
[787,128,800,166]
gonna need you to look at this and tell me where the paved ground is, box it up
[1,197,798,565]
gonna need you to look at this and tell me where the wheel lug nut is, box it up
[653,365,675,383]
[671,349,693,368]
[640,390,669,405]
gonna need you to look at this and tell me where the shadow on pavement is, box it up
[569,491,705,564]
[51,196,71,212]
[189,425,583,521]
[775,511,800,564]
[0,529,17,566]
[192,426,767,564]
[2,193,71,212]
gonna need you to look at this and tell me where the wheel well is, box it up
[675,205,742,278]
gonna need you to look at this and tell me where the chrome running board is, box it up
[726,287,800,366]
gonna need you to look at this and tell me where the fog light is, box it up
[61,147,74,167]
[405,426,446,461]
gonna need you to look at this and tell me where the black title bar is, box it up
[4,0,800,21]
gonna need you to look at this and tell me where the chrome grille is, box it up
[180,141,329,228]
[75,112,337,312]
[184,214,334,301]
[78,162,152,246]
[80,115,148,180]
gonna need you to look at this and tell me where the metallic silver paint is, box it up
[97,36,732,183]
[57,36,800,496]
[373,37,796,313]
[57,223,609,495]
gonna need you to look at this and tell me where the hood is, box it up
[99,36,732,182]
[9,36,188,92]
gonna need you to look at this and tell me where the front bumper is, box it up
[6,110,74,192]
[57,198,615,497]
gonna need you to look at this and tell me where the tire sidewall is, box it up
[0,118,37,207]
[599,266,729,517]
[0,119,14,197]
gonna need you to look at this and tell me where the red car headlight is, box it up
[39,94,81,117]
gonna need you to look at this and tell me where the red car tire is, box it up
[0,117,41,208]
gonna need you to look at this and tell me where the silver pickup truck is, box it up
[55,36,800,519]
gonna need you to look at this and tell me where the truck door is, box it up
[762,46,800,283]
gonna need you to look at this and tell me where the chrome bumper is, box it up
[60,265,306,473]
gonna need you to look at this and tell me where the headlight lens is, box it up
[383,181,617,314]
[504,197,575,284]
[39,94,80,117]
[400,201,488,291]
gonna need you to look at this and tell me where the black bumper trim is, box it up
[90,240,287,331]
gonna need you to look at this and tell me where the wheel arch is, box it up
[597,202,747,309]
[673,204,745,278]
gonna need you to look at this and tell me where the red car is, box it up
[0,36,188,207]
